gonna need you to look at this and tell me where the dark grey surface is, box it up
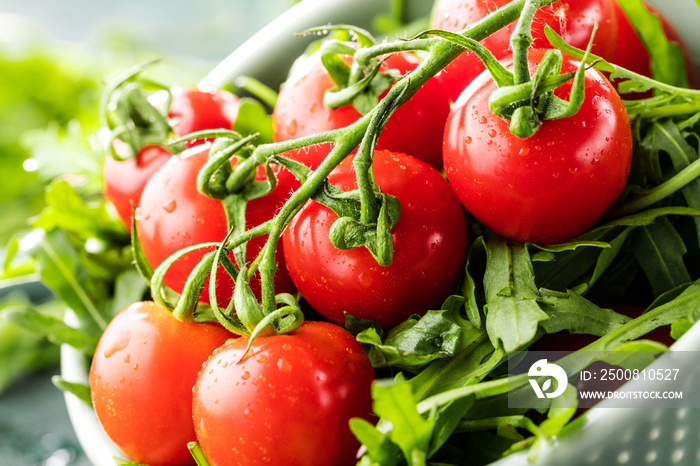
[0,369,90,466]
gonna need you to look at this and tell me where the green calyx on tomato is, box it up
[424,0,599,139]
[99,60,181,161]
[297,26,405,116]
[139,132,304,345]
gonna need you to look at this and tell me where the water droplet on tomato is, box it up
[488,129,497,138]
[465,136,472,144]
[519,147,529,156]
[256,354,267,363]
[103,333,131,358]
[287,119,298,136]
[277,359,292,372]
[479,116,488,124]
[241,371,251,380]
[162,200,177,213]
[123,353,130,363]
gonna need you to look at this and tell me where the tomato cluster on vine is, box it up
[89,0,695,465]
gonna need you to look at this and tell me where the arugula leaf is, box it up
[51,376,92,406]
[1,306,98,354]
[111,268,149,317]
[630,217,691,296]
[233,98,274,144]
[32,180,125,242]
[671,319,694,340]
[28,229,109,333]
[410,335,501,400]
[372,380,435,466]
[599,340,667,370]
[616,0,689,88]
[483,235,548,352]
[638,119,700,241]
[534,206,700,294]
[351,417,400,466]
[539,289,632,336]
[355,308,463,371]
[539,384,578,436]
[463,236,486,328]
[0,296,61,394]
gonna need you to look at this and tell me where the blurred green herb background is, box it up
[0,0,296,395]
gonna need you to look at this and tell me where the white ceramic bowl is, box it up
[62,0,700,465]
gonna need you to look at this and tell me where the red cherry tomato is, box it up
[283,150,468,328]
[136,143,296,306]
[104,87,241,228]
[431,0,618,103]
[281,143,334,171]
[273,49,451,170]
[192,321,375,466]
[167,86,241,148]
[104,143,173,229]
[89,301,232,466]
[443,49,633,244]
[612,1,695,95]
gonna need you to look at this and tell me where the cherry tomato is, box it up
[89,301,232,466]
[104,87,241,228]
[283,150,468,328]
[136,143,296,306]
[104,143,173,230]
[192,321,375,466]
[431,0,618,103]
[273,49,451,170]
[611,1,695,95]
[281,143,334,171]
[167,86,241,147]
[443,49,633,245]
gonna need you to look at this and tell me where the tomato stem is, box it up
[188,442,212,466]
[607,148,700,218]
[250,0,560,315]
[511,0,539,86]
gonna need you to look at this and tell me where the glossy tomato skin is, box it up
[167,86,241,147]
[104,143,173,229]
[104,87,241,228]
[89,301,232,466]
[612,2,695,93]
[193,321,375,466]
[136,143,296,306]
[443,49,633,245]
[283,150,468,328]
[273,49,451,170]
[431,0,618,103]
